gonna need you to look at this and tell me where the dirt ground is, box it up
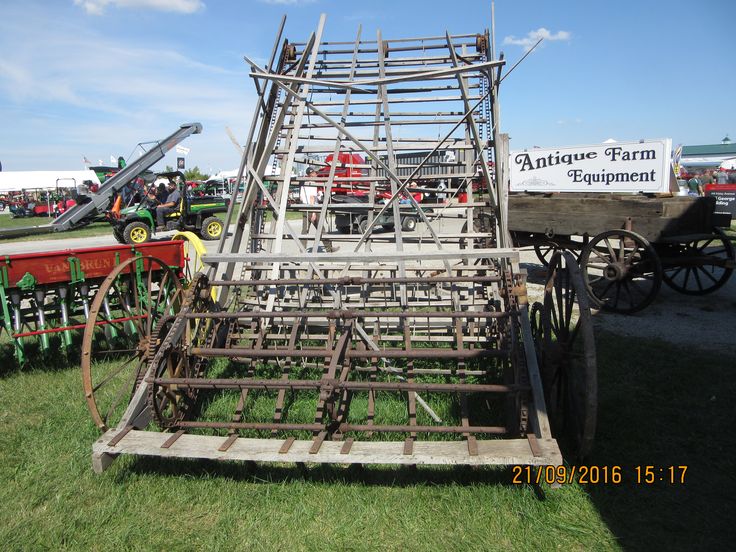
[521,250,736,351]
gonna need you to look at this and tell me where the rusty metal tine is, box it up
[160,430,185,449]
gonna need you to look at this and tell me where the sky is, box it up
[0,0,734,174]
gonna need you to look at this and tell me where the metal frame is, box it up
[90,14,562,473]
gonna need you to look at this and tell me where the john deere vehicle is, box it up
[109,171,229,244]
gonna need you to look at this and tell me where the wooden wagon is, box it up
[509,193,735,313]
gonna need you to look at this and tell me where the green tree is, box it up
[164,165,174,173]
[184,166,209,181]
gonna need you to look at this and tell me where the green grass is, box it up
[0,214,112,243]
[1,331,733,550]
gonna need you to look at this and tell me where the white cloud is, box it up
[74,0,205,16]
[0,10,253,171]
[503,28,571,51]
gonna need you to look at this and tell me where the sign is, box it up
[177,157,185,170]
[175,145,190,156]
[510,139,672,193]
[705,184,736,217]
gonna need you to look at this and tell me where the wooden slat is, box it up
[93,430,563,467]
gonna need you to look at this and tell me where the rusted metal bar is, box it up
[150,377,525,394]
[189,347,508,360]
[210,275,503,286]
[179,310,508,320]
[338,424,507,435]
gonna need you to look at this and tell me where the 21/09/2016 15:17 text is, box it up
[511,465,688,485]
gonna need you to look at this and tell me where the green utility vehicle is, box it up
[109,171,229,244]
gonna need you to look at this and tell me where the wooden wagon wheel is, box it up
[535,251,597,461]
[580,229,662,314]
[660,227,735,295]
[81,256,183,431]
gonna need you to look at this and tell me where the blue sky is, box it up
[1,0,734,173]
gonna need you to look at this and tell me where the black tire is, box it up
[357,218,369,235]
[112,227,126,244]
[200,216,224,240]
[123,221,151,244]
[401,217,417,232]
[381,223,395,231]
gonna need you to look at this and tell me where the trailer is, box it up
[510,193,734,313]
[82,15,597,475]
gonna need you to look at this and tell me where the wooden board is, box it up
[92,429,562,473]
[508,194,717,242]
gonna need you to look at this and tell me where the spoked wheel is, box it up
[81,256,183,431]
[534,241,559,267]
[659,228,735,295]
[533,237,581,267]
[149,274,222,428]
[537,251,597,462]
[580,229,662,314]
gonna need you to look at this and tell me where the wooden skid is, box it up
[92,428,562,473]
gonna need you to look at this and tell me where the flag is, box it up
[83,156,91,165]
[110,155,117,165]
[176,145,190,156]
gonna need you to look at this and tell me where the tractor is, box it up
[108,171,229,244]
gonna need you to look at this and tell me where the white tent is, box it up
[719,157,736,170]
[0,170,101,194]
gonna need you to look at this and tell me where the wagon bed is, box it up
[509,193,734,313]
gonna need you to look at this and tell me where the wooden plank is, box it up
[93,430,563,467]
[403,437,414,456]
[204,248,520,265]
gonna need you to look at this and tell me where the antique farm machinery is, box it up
[0,237,204,366]
[85,15,597,473]
[511,194,734,313]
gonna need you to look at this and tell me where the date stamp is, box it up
[512,465,688,485]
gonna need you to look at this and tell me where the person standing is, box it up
[300,167,337,252]
[701,170,715,188]
[687,173,703,196]
[716,170,728,185]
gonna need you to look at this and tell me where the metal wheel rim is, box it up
[130,227,148,243]
[81,255,183,431]
[207,221,222,237]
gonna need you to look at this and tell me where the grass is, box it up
[0,330,733,550]
[0,214,112,243]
